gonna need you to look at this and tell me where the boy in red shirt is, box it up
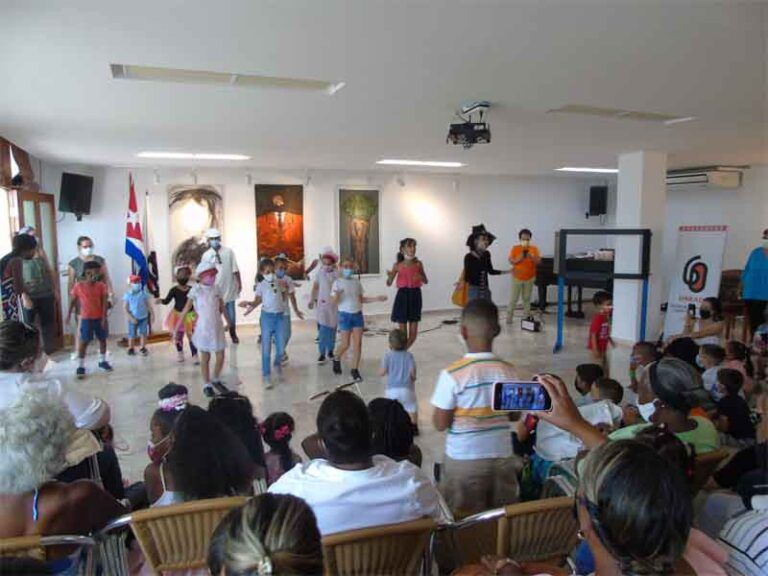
[588,291,614,372]
[68,260,113,379]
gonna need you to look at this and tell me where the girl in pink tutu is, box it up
[156,266,198,363]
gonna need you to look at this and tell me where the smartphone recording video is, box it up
[492,381,552,412]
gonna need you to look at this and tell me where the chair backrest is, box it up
[691,449,729,496]
[497,497,579,563]
[322,517,437,576]
[129,496,248,575]
[440,508,504,568]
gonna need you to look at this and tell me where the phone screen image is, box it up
[493,381,552,412]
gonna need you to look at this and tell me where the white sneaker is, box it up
[264,377,274,390]
[177,351,185,363]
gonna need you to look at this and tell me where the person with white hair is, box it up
[200,228,242,344]
[0,388,125,549]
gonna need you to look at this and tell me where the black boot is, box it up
[229,326,240,344]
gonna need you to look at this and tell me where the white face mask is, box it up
[637,400,656,422]
[263,273,275,283]
[403,253,415,261]
[80,246,93,257]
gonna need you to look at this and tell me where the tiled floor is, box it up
[47,309,631,482]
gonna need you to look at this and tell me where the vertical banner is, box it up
[663,225,728,338]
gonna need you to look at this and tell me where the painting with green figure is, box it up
[338,188,380,274]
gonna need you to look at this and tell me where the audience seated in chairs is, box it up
[154,405,256,507]
[208,493,323,576]
[269,389,450,535]
[0,389,125,558]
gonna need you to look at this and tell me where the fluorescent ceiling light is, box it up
[556,167,619,174]
[111,64,344,95]
[137,152,250,161]
[663,116,697,126]
[377,159,465,168]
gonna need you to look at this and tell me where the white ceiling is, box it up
[1,0,766,175]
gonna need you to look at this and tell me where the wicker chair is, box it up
[691,449,730,496]
[127,496,248,575]
[496,497,579,563]
[322,517,437,576]
[0,534,95,573]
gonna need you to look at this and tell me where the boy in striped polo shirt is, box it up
[431,299,521,514]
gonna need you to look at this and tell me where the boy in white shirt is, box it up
[274,254,304,365]
[330,257,386,382]
[239,258,289,389]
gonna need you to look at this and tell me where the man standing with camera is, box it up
[507,228,540,324]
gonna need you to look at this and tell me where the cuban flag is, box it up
[125,173,149,285]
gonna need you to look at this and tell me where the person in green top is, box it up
[534,357,719,458]
[17,226,57,353]
[610,357,719,454]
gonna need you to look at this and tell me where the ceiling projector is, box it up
[447,101,491,149]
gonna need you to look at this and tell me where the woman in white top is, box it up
[670,297,725,346]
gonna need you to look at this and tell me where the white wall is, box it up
[38,164,605,334]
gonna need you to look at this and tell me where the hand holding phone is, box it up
[492,381,552,412]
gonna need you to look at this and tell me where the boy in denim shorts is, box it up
[68,260,113,378]
[123,274,153,356]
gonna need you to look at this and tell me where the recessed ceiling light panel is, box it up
[111,63,344,95]
[377,159,465,168]
[555,167,619,174]
[137,152,250,161]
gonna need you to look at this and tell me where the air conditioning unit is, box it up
[666,167,745,190]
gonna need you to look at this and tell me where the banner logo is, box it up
[682,255,708,293]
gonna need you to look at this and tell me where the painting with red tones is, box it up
[255,184,305,279]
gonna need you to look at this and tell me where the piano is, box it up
[535,256,614,318]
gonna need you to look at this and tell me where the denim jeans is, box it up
[318,324,336,356]
[224,300,236,327]
[260,312,285,378]
[281,310,292,351]
[468,285,492,303]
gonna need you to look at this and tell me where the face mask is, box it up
[263,273,275,283]
[695,354,705,368]
[200,274,216,286]
[323,264,335,272]
[699,309,712,320]
[475,242,488,252]
[147,435,169,465]
[634,363,646,381]
[80,247,93,257]
[130,283,142,293]
[276,269,286,279]
[209,239,221,250]
[763,239,768,249]
[177,278,189,286]
[342,268,354,279]
[403,252,415,260]
[521,239,530,248]
[637,400,656,422]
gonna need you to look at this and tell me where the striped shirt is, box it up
[719,507,768,576]
[431,352,517,460]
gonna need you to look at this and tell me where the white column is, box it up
[611,151,667,343]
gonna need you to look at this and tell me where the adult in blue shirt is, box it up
[742,228,768,335]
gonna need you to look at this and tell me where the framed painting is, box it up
[168,184,224,270]
[338,187,380,275]
[255,184,305,279]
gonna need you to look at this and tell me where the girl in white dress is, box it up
[177,261,228,398]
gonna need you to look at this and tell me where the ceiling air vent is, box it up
[548,104,694,125]
[666,167,746,190]
[110,64,345,94]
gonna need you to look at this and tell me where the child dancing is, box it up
[156,266,198,363]
[274,254,304,365]
[386,237,427,349]
[309,247,339,364]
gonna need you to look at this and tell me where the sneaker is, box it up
[332,359,342,375]
[317,354,326,365]
[70,352,79,361]
[192,354,200,365]
[98,361,114,372]
[202,384,215,398]
[281,353,289,366]
[177,351,185,363]
[351,369,363,382]
[314,335,320,343]
[76,367,86,379]
[139,347,149,357]
[127,348,136,356]
[328,351,335,359]
[212,381,230,395]
[264,377,274,390]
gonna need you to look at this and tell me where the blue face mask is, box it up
[130,283,142,293]
[276,269,286,279]
[209,239,221,250]
[695,354,705,368]
[342,268,354,279]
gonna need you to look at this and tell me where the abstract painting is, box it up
[168,184,224,270]
[338,187,380,275]
[255,184,305,279]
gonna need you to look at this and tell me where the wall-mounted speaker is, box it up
[589,185,608,216]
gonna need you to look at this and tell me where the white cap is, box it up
[203,228,222,239]
[195,260,217,276]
